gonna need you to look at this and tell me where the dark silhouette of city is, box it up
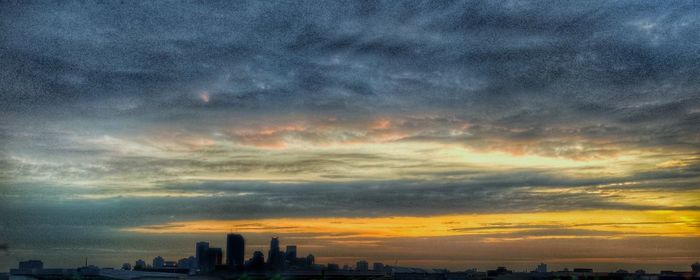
[5,233,700,280]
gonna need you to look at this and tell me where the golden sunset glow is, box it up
[125,210,700,239]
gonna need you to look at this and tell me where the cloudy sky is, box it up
[1,0,699,272]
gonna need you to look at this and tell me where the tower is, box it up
[196,241,210,269]
[267,237,283,271]
[226,233,245,269]
[285,245,297,261]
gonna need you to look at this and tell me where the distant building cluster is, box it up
[6,235,700,280]
[70,233,317,276]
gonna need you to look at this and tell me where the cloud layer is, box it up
[1,0,700,272]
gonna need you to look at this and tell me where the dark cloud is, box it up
[1,0,699,161]
[2,1,699,112]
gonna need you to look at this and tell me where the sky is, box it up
[1,0,699,273]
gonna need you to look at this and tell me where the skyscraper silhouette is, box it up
[285,245,297,261]
[200,247,222,273]
[226,233,245,269]
[267,237,283,271]
[196,241,209,269]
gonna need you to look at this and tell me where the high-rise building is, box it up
[200,247,223,273]
[196,241,210,269]
[536,263,547,273]
[268,237,280,260]
[267,237,283,271]
[285,245,297,261]
[210,248,223,265]
[356,260,369,271]
[226,233,245,269]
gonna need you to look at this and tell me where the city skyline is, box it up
[1,0,699,274]
[6,231,698,273]
[11,233,699,275]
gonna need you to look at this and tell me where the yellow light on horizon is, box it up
[123,210,700,240]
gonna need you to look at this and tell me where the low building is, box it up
[357,261,369,272]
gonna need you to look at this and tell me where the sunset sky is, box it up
[1,1,699,272]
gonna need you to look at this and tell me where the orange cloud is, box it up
[124,210,700,240]
[370,118,391,130]
[230,124,309,148]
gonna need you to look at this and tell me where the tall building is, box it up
[196,241,210,269]
[268,237,280,260]
[356,260,369,272]
[536,263,547,273]
[285,245,297,261]
[200,247,223,273]
[226,233,245,269]
[306,254,315,266]
[210,248,223,265]
[267,237,283,271]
